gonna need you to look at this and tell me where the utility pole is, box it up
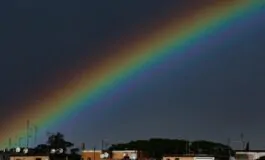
[93,146,96,160]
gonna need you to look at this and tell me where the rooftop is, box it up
[236,150,265,153]
[163,154,215,157]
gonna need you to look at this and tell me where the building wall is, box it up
[236,152,265,160]
[10,156,49,160]
[112,151,139,159]
[112,151,127,159]
[82,150,144,160]
[82,150,101,160]
[163,156,215,160]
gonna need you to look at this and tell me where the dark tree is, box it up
[70,148,80,154]
[34,132,74,154]
[47,132,74,152]
[108,138,234,159]
[69,148,81,160]
[35,144,50,153]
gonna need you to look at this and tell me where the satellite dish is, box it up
[23,148,28,154]
[50,149,56,154]
[104,152,109,158]
[130,153,137,160]
[58,148,64,154]
[100,154,105,159]
[16,147,21,153]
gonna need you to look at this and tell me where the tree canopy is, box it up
[46,132,74,151]
[34,132,80,160]
[108,138,235,159]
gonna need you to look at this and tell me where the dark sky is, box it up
[0,1,265,149]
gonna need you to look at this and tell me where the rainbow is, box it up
[1,0,264,148]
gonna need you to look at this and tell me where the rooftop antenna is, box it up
[227,138,231,146]
[14,136,18,147]
[26,120,30,148]
[240,133,245,150]
[8,138,12,149]
[19,137,23,147]
[34,125,38,146]
[227,138,231,156]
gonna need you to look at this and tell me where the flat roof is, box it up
[236,150,265,153]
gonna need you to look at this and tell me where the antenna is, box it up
[19,137,23,147]
[14,136,18,147]
[26,120,30,148]
[34,125,38,146]
[240,133,245,149]
[240,133,244,141]
[8,138,12,149]
[227,138,231,146]
[101,139,104,150]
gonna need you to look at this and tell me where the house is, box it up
[235,150,265,160]
[9,154,49,160]
[82,150,101,160]
[9,154,71,160]
[82,150,147,160]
